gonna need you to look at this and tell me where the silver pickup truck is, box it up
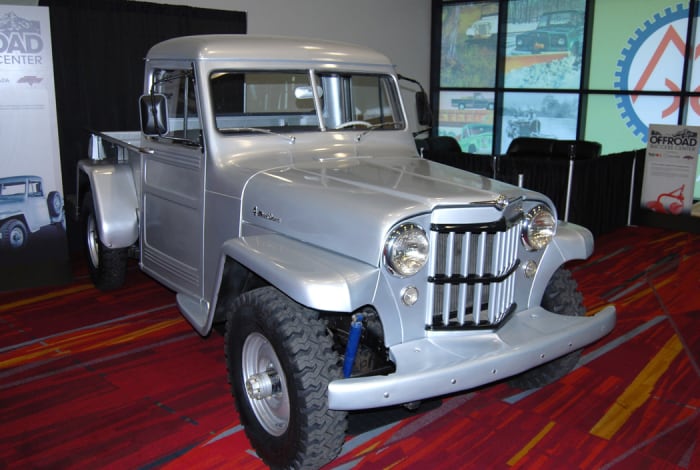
[75,35,615,469]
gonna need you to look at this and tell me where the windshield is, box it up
[209,70,404,133]
[539,12,579,28]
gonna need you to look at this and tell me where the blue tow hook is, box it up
[343,313,364,378]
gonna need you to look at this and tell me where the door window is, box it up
[152,69,201,143]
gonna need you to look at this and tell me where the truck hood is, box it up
[240,155,544,266]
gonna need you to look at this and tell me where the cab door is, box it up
[140,68,205,298]
[24,178,51,231]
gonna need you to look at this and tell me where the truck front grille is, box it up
[426,219,521,329]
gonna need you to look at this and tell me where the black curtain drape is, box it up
[38,0,246,197]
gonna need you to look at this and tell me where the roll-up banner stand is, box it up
[0,6,71,290]
[642,124,699,216]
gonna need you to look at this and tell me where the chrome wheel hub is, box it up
[86,215,100,268]
[241,332,290,436]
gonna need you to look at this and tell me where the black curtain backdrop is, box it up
[38,0,246,198]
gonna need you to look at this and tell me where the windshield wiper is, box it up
[219,127,296,144]
[355,121,404,142]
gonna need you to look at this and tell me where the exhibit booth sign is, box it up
[641,123,699,215]
[0,5,70,290]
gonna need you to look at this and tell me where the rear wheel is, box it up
[81,192,127,290]
[225,287,347,469]
[508,268,584,389]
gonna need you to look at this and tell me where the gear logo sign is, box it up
[615,4,697,142]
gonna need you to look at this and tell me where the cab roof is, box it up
[146,34,394,68]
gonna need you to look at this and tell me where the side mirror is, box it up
[415,90,432,127]
[139,94,168,136]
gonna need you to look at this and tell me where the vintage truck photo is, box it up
[514,10,584,56]
[74,35,615,469]
[458,122,493,153]
[0,175,64,250]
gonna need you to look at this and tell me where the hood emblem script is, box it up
[252,206,281,223]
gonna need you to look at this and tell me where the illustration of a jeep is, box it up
[466,15,498,40]
[459,122,493,153]
[0,175,64,249]
[507,110,542,138]
[514,10,584,56]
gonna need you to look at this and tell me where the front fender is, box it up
[78,160,139,248]
[220,234,380,313]
[529,221,593,306]
[0,209,23,221]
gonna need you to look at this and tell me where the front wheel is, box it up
[0,219,28,249]
[81,192,127,290]
[508,268,584,389]
[225,287,347,469]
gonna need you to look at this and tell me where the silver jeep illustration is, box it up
[0,175,64,249]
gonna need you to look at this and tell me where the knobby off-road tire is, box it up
[225,287,347,469]
[81,192,127,291]
[508,267,585,389]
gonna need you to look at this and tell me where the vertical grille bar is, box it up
[425,229,439,326]
[487,231,503,322]
[456,232,470,325]
[441,231,455,325]
[506,226,518,313]
[471,232,487,324]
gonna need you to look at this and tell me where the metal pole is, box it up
[564,144,575,222]
[627,153,637,227]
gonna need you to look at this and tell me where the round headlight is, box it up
[522,205,556,251]
[385,223,429,277]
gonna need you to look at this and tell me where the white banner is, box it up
[0,6,69,289]
[642,124,699,216]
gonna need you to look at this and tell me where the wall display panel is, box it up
[435,0,700,201]
[589,1,692,142]
[500,92,578,153]
[440,2,499,88]
[587,0,700,198]
[589,0,689,91]
[685,96,700,126]
[438,91,495,154]
[504,0,585,89]
[583,94,665,154]
[683,99,700,199]
[688,13,700,114]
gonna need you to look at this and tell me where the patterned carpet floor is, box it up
[1,225,698,469]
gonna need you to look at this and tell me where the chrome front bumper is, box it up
[327,305,616,410]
